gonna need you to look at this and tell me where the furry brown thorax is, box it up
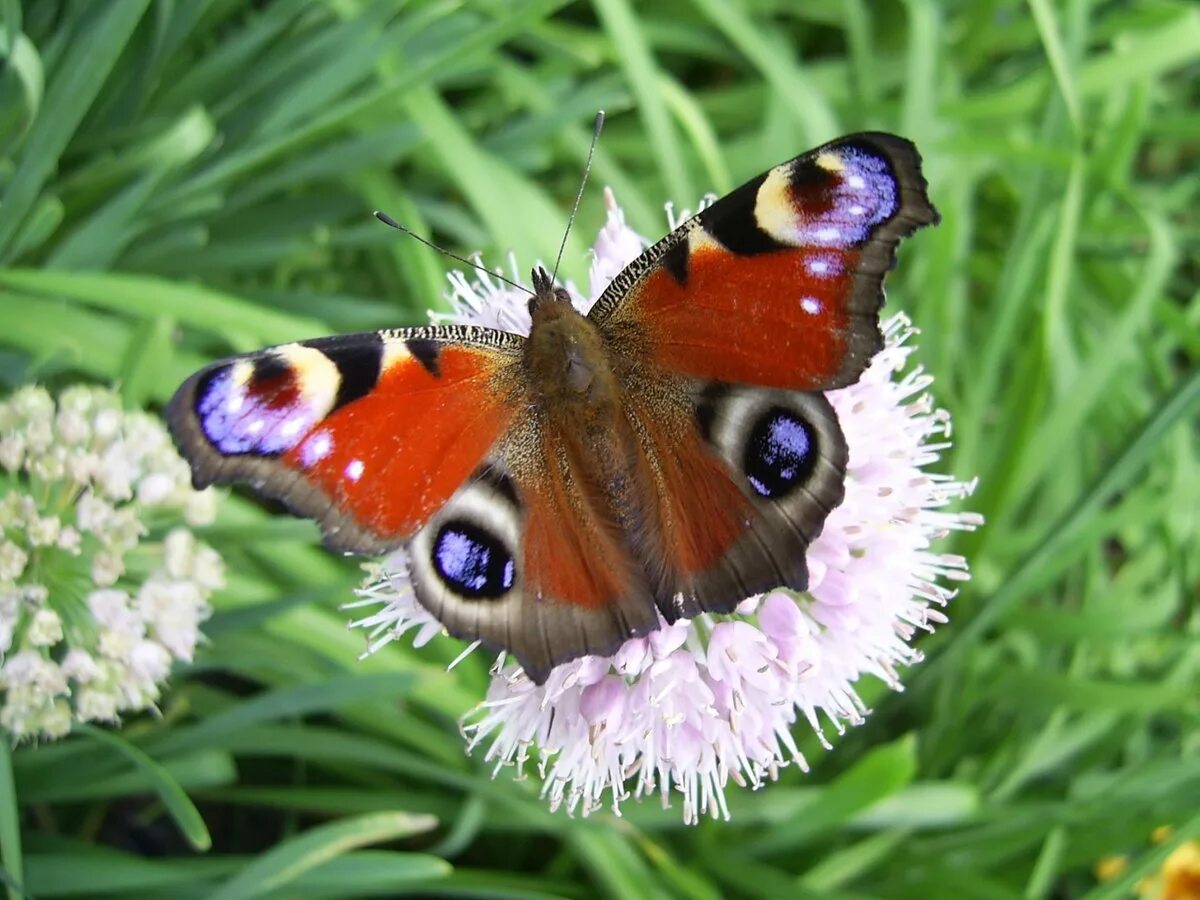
[525,266,621,407]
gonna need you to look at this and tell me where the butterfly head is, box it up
[528,266,573,317]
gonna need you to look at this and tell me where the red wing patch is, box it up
[628,243,860,390]
[628,399,751,576]
[520,461,633,610]
[168,329,524,553]
[280,345,516,540]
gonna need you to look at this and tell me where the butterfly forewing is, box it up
[167,327,525,554]
[590,132,938,391]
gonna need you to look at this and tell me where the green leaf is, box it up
[74,724,212,851]
[0,743,25,900]
[927,365,1200,672]
[594,0,693,204]
[0,28,43,144]
[0,0,151,256]
[746,736,919,854]
[690,0,838,143]
[1027,0,1082,133]
[147,672,417,757]
[207,811,439,900]
[18,749,236,805]
[21,848,446,898]
[261,849,451,897]
[23,850,237,897]
[0,269,326,351]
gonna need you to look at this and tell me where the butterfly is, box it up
[167,132,939,684]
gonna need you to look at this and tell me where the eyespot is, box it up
[195,345,341,456]
[431,519,517,600]
[408,465,523,613]
[743,407,817,499]
[697,386,831,503]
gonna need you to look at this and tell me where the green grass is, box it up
[1,1,1197,898]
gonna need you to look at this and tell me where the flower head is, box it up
[352,188,980,822]
[1135,829,1200,900]
[0,385,222,741]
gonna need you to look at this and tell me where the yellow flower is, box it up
[1138,840,1200,900]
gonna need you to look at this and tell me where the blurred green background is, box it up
[1,1,1198,897]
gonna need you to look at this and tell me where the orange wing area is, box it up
[280,345,517,542]
[632,403,750,575]
[628,243,859,390]
[520,470,633,611]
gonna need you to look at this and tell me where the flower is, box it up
[1135,828,1200,900]
[351,188,981,822]
[0,385,223,742]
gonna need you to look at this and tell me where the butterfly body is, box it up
[168,132,939,682]
[524,274,624,445]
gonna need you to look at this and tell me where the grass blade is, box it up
[0,744,24,900]
[0,0,150,256]
[207,811,439,900]
[75,724,212,852]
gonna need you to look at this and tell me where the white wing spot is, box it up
[807,258,830,275]
[301,431,333,466]
[815,226,840,242]
[345,459,365,482]
[848,204,865,216]
[280,417,304,439]
[847,174,866,189]
[800,297,822,315]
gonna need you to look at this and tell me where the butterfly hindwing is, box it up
[680,384,848,614]
[591,132,938,392]
[167,327,524,554]
[621,372,847,622]
[406,447,660,684]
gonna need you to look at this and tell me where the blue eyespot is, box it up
[744,408,817,499]
[196,360,315,456]
[432,520,516,599]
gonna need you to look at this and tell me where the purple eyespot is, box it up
[432,520,516,599]
[792,147,898,248]
[196,363,320,456]
[744,407,817,499]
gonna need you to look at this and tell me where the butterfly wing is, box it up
[595,132,937,619]
[167,327,526,555]
[591,132,938,391]
[622,376,848,621]
[404,444,659,684]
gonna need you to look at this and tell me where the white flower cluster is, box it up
[0,385,223,741]
[350,191,981,822]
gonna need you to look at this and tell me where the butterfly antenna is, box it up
[550,110,605,286]
[373,210,534,296]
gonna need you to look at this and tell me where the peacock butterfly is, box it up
[167,132,939,684]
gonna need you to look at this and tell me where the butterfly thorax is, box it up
[525,271,620,409]
[523,272,633,491]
